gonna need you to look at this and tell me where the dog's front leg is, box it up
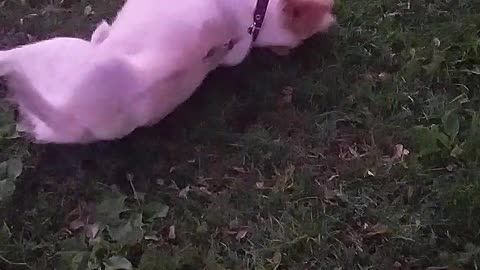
[220,38,252,67]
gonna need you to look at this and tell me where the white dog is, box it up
[0,0,336,144]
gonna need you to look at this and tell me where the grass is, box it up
[0,0,479,269]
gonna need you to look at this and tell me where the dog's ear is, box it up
[282,0,334,38]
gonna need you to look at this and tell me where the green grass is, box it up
[0,0,479,269]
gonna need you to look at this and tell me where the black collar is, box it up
[247,0,270,42]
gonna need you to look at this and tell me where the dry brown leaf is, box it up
[236,230,248,241]
[144,234,160,241]
[446,164,456,172]
[255,182,265,189]
[393,144,410,160]
[232,166,248,173]
[178,186,191,199]
[364,223,391,238]
[378,72,392,81]
[168,225,176,239]
[69,219,85,231]
[323,187,337,201]
[407,185,415,202]
[274,164,295,192]
[198,187,213,196]
[276,86,294,109]
[272,251,282,270]
[85,223,100,239]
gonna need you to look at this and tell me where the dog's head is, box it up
[254,0,337,52]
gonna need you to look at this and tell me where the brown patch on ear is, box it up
[282,0,332,38]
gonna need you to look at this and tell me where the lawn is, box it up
[0,0,479,269]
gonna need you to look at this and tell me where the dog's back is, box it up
[92,0,240,127]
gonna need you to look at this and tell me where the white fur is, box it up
[0,0,336,143]
[90,20,111,44]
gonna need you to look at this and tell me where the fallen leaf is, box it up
[256,182,265,189]
[144,234,160,241]
[450,144,463,158]
[7,158,23,181]
[83,5,94,16]
[407,185,415,202]
[0,159,22,201]
[198,187,213,196]
[276,86,294,109]
[236,230,248,240]
[104,256,133,270]
[442,110,460,141]
[69,251,90,270]
[178,186,191,199]
[323,186,337,201]
[196,221,208,234]
[393,144,410,160]
[274,164,295,192]
[365,223,391,238]
[446,164,456,172]
[378,72,391,81]
[143,202,169,221]
[0,180,15,202]
[108,213,144,246]
[137,250,177,269]
[69,219,85,231]
[232,166,248,173]
[168,225,176,240]
[85,223,100,239]
[0,223,11,246]
[96,194,128,224]
[272,251,282,270]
